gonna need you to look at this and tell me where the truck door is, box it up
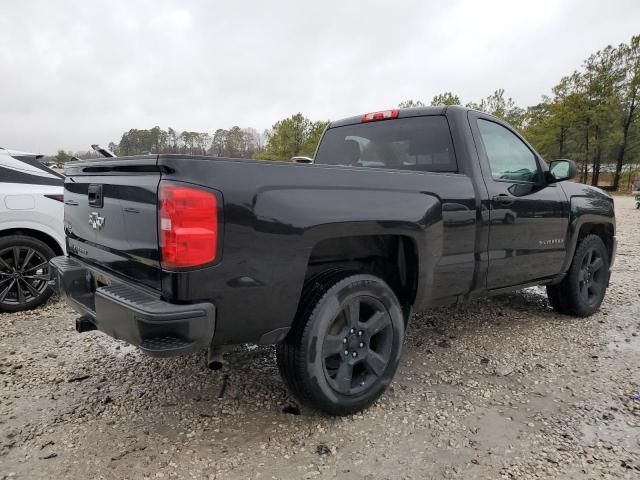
[469,113,568,289]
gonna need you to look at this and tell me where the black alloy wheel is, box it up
[546,234,610,317]
[277,272,405,415]
[577,246,606,308]
[0,236,55,312]
[322,296,394,396]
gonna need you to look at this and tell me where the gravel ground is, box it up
[1,195,639,480]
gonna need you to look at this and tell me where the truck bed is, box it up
[63,154,477,345]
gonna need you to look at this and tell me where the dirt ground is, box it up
[1,195,639,480]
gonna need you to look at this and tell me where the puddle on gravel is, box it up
[521,286,547,296]
[580,417,640,453]
[607,331,640,352]
[579,297,640,454]
[493,285,550,311]
[605,303,640,353]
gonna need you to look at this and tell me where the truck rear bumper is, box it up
[49,256,215,357]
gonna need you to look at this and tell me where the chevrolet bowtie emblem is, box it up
[89,212,105,230]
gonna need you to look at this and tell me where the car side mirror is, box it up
[547,159,577,183]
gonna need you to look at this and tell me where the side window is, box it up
[477,119,539,182]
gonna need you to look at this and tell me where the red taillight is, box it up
[361,109,399,123]
[158,183,218,268]
[44,194,64,202]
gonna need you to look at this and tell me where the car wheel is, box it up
[277,272,405,415]
[546,234,609,317]
[0,235,55,313]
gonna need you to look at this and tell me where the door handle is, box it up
[492,194,515,206]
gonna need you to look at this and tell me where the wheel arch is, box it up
[304,234,420,326]
[0,227,64,256]
[559,187,616,274]
[561,217,615,274]
[577,222,615,260]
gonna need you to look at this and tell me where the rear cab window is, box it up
[315,116,457,173]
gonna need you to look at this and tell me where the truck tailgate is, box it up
[64,157,162,290]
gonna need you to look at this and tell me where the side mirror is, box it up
[292,156,313,164]
[547,159,577,183]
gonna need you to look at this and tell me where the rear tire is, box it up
[277,272,405,416]
[546,234,609,317]
[0,235,55,313]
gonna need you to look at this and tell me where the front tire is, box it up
[277,273,405,416]
[0,235,55,313]
[546,234,610,317]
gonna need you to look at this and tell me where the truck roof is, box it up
[329,105,471,128]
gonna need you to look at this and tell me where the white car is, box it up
[0,147,65,312]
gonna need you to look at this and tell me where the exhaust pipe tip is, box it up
[206,346,230,370]
[75,315,97,333]
[208,360,224,371]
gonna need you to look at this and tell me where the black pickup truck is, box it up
[50,106,616,415]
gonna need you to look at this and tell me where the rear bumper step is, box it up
[50,256,215,357]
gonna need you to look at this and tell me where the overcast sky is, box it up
[1,0,639,154]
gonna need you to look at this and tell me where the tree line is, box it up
[52,114,327,164]
[400,35,639,190]
[110,126,265,158]
[52,34,638,191]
